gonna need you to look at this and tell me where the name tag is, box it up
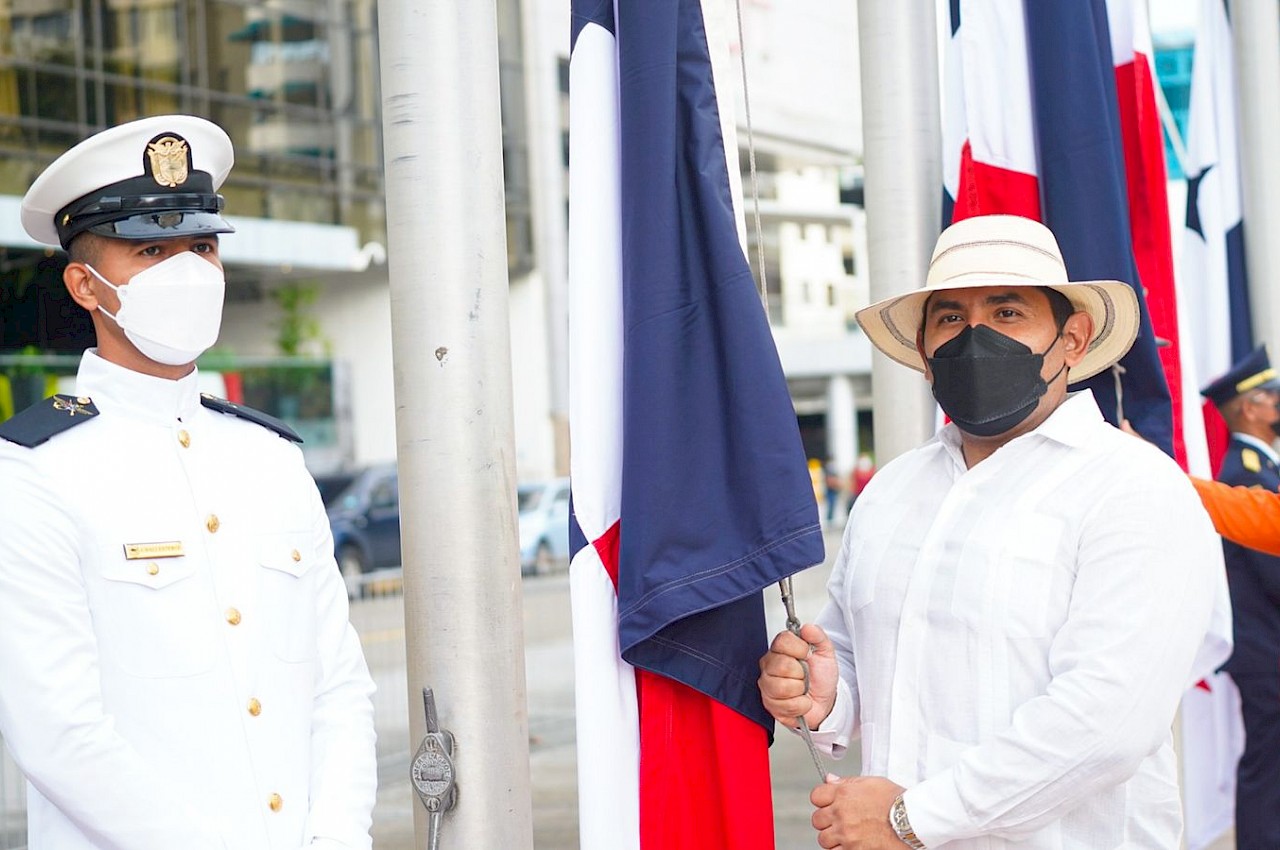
[123,541,185,560]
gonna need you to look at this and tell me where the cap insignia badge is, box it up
[147,136,190,188]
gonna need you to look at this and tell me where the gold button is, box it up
[247,698,262,716]
[178,429,190,448]
[225,608,241,626]
[146,562,160,576]
[268,793,283,812]
[290,549,301,562]
[206,514,220,533]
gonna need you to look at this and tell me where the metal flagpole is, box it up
[1230,0,1280,348]
[857,0,941,463]
[375,1,534,848]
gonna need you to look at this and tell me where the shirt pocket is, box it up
[845,502,912,612]
[257,533,319,663]
[952,514,1065,639]
[98,549,215,678]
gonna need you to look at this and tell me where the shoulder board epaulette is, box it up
[0,394,99,448]
[1243,448,1262,473]
[200,394,303,443]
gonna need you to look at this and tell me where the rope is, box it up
[734,0,770,319]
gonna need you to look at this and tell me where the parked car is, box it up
[324,466,569,581]
[314,470,360,511]
[518,477,571,575]
[326,464,402,582]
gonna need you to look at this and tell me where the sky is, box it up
[1150,0,1198,40]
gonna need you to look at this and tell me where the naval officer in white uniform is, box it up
[0,115,377,849]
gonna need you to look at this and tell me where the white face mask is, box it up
[88,251,226,367]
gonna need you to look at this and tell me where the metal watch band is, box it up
[890,794,927,850]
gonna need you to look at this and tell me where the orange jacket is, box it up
[1191,476,1280,557]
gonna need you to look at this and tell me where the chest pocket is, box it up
[97,549,216,678]
[844,502,913,613]
[951,514,1066,639]
[258,534,319,663]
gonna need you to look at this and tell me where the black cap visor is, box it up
[55,170,233,248]
[85,210,235,242]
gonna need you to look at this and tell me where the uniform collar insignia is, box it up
[52,395,94,416]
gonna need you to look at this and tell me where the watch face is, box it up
[411,737,454,800]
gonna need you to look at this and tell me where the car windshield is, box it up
[315,472,359,509]
[517,486,542,513]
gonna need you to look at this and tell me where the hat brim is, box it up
[86,210,235,242]
[1254,377,1280,392]
[854,277,1140,383]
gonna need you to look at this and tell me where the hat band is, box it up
[70,191,224,219]
[1237,368,1278,393]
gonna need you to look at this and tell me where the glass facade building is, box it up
[1154,39,1193,180]
[0,0,386,241]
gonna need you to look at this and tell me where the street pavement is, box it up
[358,528,848,849]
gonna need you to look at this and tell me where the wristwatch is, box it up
[889,794,927,849]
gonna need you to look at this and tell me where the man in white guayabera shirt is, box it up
[758,214,1228,850]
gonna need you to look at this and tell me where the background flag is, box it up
[567,1,825,848]
[1182,0,1254,474]
[941,0,1174,458]
[1177,1,1251,845]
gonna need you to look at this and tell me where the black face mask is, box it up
[927,324,1065,438]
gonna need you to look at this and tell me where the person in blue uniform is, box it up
[0,115,377,850]
[1201,345,1280,850]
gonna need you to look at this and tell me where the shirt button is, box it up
[225,608,242,626]
[247,698,262,716]
[146,562,160,576]
[206,514,220,534]
[268,793,283,812]
[178,429,191,448]
[291,549,302,562]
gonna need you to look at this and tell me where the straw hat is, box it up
[854,215,1139,382]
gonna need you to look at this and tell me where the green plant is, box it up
[272,283,329,357]
[12,345,44,378]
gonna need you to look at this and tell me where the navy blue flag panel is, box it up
[613,0,825,729]
[1025,0,1174,456]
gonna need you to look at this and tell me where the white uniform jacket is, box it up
[0,352,377,850]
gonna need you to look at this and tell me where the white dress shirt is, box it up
[0,351,377,850]
[812,391,1225,849]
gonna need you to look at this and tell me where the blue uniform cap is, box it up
[1200,345,1280,407]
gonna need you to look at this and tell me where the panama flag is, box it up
[566,1,826,848]
[1182,0,1253,473]
[1177,2,1251,846]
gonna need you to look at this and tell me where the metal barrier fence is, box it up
[0,569,409,850]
